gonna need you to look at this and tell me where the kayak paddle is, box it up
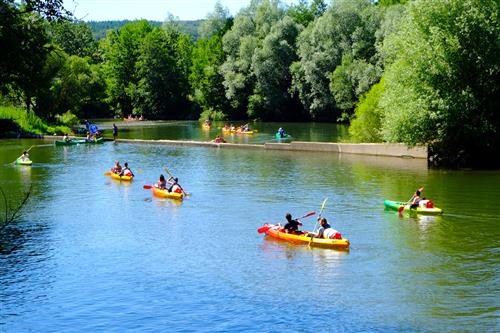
[308,198,328,246]
[257,211,316,234]
[104,172,111,176]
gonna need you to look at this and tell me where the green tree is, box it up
[349,78,384,142]
[379,0,500,166]
[101,20,152,116]
[48,20,99,61]
[249,16,304,120]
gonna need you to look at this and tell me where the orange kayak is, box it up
[260,223,349,250]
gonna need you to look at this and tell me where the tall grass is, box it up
[0,105,71,135]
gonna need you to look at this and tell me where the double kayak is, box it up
[110,172,133,181]
[15,159,32,165]
[222,128,255,135]
[151,187,184,200]
[384,199,443,215]
[260,223,349,250]
[55,137,105,146]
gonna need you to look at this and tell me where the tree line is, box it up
[0,0,498,166]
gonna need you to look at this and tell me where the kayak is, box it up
[151,187,184,200]
[384,199,443,215]
[260,223,349,250]
[222,128,254,134]
[275,133,290,139]
[236,130,254,135]
[15,159,32,165]
[55,137,105,146]
[110,172,133,181]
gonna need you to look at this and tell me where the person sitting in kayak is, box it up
[156,174,167,190]
[18,151,30,162]
[308,218,342,239]
[212,135,226,143]
[283,213,302,234]
[278,127,285,138]
[62,133,70,141]
[112,161,122,174]
[410,189,422,209]
[119,162,134,177]
[167,176,182,193]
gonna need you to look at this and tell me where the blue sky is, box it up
[64,0,299,21]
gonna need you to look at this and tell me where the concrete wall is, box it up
[115,139,427,159]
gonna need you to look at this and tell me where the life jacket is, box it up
[172,184,182,193]
[123,169,132,176]
[323,228,342,239]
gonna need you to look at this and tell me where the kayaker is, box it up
[278,127,285,138]
[283,213,302,234]
[212,135,226,143]
[112,124,118,140]
[62,133,70,141]
[410,189,423,209]
[119,162,134,177]
[308,218,342,239]
[18,151,30,162]
[157,174,167,190]
[112,161,122,174]
[167,176,183,193]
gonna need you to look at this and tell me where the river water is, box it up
[0,132,499,332]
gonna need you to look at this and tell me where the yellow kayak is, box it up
[110,172,133,181]
[152,187,184,200]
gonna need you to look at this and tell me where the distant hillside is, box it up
[87,20,203,40]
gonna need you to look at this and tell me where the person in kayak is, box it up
[18,151,30,162]
[410,189,423,209]
[167,176,183,193]
[283,213,302,234]
[307,218,342,239]
[157,174,167,190]
[112,161,122,174]
[119,162,134,177]
[278,127,285,138]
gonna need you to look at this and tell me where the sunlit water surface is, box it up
[0,138,499,332]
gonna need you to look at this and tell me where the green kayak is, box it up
[384,199,443,215]
[275,133,290,139]
[55,137,105,146]
[15,159,32,165]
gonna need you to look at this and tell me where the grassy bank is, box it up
[0,106,71,136]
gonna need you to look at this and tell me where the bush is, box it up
[199,108,227,121]
[55,111,80,127]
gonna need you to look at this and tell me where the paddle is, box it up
[11,145,35,164]
[308,198,328,246]
[398,187,424,214]
[257,212,316,234]
[104,172,111,176]
[164,166,188,196]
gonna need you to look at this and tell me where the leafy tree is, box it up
[133,27,191,119]
[101,20,152,116]
[48,20,99,61]
[349,78,384,142]
[379,0,500,166]
[198,1,232,39]
[249,16,304,120]
[288,0,327,27]
[291,0,375,120]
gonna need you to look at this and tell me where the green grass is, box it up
[0,105,71,135]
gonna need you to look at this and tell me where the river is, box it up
[0,131,498,332]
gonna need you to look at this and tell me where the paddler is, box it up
[156,174,167,190]
[167,176,183,193]
[112,161,122,174]
[283,213,302,234]
[307,218,342,239]
[18,151,30,162]
[119,162,134,177]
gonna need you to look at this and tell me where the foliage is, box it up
[379,0,500,165]
[87,20,202,40]
[291,0,378,120]
[349,78,384,142]
[0,184,32,232]
[0,105,70,134]
[287,0,327,26]
[48,20,100,61]
[54,111,79,126]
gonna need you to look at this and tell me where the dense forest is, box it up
[0,0,499,167]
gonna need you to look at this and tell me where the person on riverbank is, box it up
[167,176,183,193]
[119,162,134,177]
[112,124,118,140]
[283,213,302,234]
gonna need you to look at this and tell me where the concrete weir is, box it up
[116,139,427,159]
